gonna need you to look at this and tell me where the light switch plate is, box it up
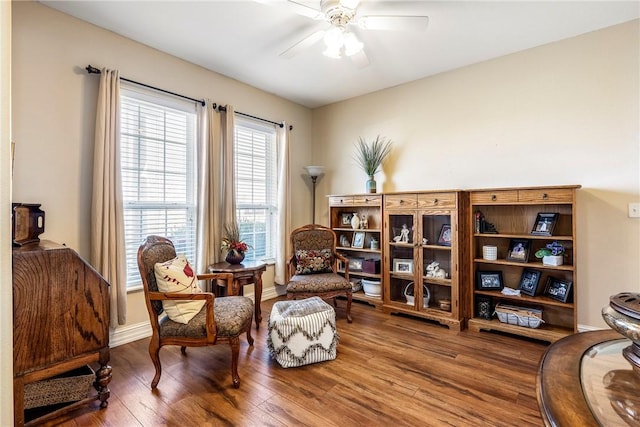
[629,203,640,218]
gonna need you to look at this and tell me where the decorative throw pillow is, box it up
[154,254,204,324]
[295,249,333,275]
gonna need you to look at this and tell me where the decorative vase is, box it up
[225,250,245,265]
[350,212,360,229]
[366,176,377,193]
[542,255,563,266]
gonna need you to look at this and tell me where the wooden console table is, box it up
[537,329,639,426]
[207,260,266,328]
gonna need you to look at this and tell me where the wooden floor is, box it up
[46,298,548,427]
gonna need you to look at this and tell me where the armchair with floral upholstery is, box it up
[286,224,353,323]
[137,235,254,389]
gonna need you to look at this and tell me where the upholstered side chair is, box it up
[137,235,254,389]
[286,224,353,323]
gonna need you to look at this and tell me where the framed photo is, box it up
[475,295,493,320]
[544,277,573,303]
[506,239,531,263]
[341,213,352,226]
[393,258,414,274]
[437,224,452,246]
[348,257,364,272]
[518,269,542,296]
[352,231,365,249]
[531,212,559,236]
[476,271,504,290]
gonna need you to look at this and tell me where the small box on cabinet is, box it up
[362,259,380,274]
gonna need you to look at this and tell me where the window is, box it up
[234,117,278,262]
[120,86,197,289]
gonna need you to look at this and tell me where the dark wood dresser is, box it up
[13,241,111,426]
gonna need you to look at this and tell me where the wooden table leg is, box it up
[253,272,263,328]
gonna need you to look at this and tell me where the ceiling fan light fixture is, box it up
[343,32,363,56]
[323,46,343,58]
[323,26,345,50]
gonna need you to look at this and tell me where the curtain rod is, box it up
[213,104,293,131]
[86,65,205,106]
[86,65,293,131]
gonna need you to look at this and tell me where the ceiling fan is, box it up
[274,0,429,67]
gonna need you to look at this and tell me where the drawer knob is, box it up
[491,195,497,201]
[542,193,548,200]
[400,199,405,204]
[433,198,439,204]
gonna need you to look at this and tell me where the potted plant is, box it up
[221,222,250,264]
[353,135,392,193]
[535,241,564,266]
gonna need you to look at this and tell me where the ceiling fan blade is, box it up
[349,49,370,69]
[286,0,325,19]
[280,29,326,58]
[357,15,429,32]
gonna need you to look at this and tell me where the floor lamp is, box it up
[304,166,325,224]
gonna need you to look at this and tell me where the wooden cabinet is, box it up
[467,185,580,342]
[13,241,111,426]
[329,194,383,306]
[382,191,467,331]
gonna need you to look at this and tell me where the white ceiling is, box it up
[40,0,639,109]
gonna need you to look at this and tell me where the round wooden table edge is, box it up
[536,329,623,427]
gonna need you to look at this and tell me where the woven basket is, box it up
[24,365,95,409]
[494,303,544,329]
[404,282,430,308]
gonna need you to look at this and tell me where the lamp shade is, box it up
[304,165,325,178]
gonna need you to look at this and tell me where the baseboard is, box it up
[110,288,281,348]
[577,323,604,332]
[109,321,152,348]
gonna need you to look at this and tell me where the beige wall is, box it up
[312,20,640,328]
[11,2,313,328]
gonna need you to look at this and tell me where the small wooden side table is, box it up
[207,260,266,328]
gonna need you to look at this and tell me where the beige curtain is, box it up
[90,68,127,328]
[207,105,236,263]
[196,100,215,273]
[274,123,291,285]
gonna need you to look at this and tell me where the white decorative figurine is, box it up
[425,261,448,279]
[361,215,368,229]
[393,224,410,243]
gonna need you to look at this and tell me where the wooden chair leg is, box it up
[229,336,241,388]
[346,291,353,323]
[180,346,187,355]
[246,318,254,346]
[148,336,162,389]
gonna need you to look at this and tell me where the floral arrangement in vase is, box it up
[222,222,250,264]
[535,241,564,266]
[353,135,393,193]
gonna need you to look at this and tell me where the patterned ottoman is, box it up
[267,297,338,368]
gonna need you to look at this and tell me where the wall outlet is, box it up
[629,202,640,218]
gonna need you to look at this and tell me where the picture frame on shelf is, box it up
[348,257,364,272]
[352,231,365,249]
[393,258,414,274]
[476,271,504,290]
[506,239,531,263]
[544,277,573,303]
[475,295,493,320]
[531,212,559,236]
[437,224,452,246]
[341,213,352,226]
[518,269,542,296]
